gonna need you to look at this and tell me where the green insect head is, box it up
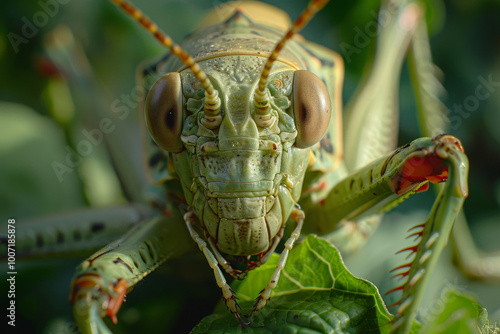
[139,0,332,278]
[144,59,329,261]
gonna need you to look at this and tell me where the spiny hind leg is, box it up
[383,138,468,333]
[251,207,305,314]
[405,0,500,283]
[183,211,247,326]
[306,135,469,333]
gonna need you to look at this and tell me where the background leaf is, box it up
[421,287,485,334]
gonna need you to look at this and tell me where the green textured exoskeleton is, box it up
[8,0,492,333]
[64,0,470,331]
[142,1,341,322]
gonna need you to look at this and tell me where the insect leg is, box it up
[303,1,423,254]
[343,1,421,171]
[408,13,500,282]
[0,204,152,259]
[451,213,500,281]
[251,207,305,315]
[387,139,468,333]
[183,211,248,326]
[311,135,468,334]
[70,209,193,333]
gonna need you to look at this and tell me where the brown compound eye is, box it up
[145,73,184,152]
[292,70,331,148]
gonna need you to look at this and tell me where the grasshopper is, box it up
[2,0,499,333]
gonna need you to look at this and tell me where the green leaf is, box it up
[420,287,486,334]
[193,235,399,333]
[193,289,386,333]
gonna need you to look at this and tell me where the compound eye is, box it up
[145,73,183,152]
[292,70,331,148]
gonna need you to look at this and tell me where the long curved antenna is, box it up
[254,0,330,110]
[109,0,221,127]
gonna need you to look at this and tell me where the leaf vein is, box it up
[282,268,305,289]
[309,246,335,287]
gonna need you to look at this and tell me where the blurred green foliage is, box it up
[0,0,499,333]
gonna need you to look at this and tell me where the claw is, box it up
[236,313,251,327]
[230,298,248,326]
[251,295,269,315]
[389,136,464,196]
[223,289,249,326]
[106,279,128,324]
[70,273,129,325]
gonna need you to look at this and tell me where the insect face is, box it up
[145,53,329,274]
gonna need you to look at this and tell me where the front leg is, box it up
[451,212,500,282]
[70,209,193,333]
[386,140,468,333]
[308,135,465,232]
[182,211,247,325]
[407,5,500,285]
[308,135,468,332]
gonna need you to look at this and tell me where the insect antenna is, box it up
[254,0,330,110]
[109,0,221,127]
